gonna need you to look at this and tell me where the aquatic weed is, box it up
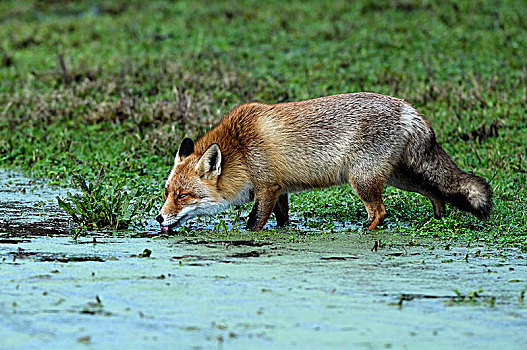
[57,172,155,237]
[213,207,242,235]
[445,288,496,307]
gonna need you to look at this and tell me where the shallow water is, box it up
[1,171,526,349]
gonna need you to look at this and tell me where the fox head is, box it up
[155,137,227,229]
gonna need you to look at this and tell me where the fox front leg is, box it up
[273,193,290,227]
[246,184,282,231]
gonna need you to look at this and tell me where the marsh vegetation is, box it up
[0,0,525,246]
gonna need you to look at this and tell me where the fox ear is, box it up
[195,143,222,180]
[175,137,194,164]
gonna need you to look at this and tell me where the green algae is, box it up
[1,171,526,349]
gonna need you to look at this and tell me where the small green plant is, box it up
[450,288,482,304]
[213,207,242,235]
[57,172,155,237]
[446,288,496,307]
[377,239,387,249]
[213,219,229,234]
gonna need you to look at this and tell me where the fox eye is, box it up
[164,188,168,199]
[177,193,188,199]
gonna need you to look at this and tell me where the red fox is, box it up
[155,93,492,231]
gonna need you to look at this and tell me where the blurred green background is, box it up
[0,0,525,246]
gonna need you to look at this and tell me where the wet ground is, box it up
[1,171,526,349]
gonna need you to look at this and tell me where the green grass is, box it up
[0,0,526,248]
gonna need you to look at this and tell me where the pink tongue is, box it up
[160,226,169,233]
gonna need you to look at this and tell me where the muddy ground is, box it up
[1,171,526,349]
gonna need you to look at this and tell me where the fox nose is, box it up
[155,215,164,224]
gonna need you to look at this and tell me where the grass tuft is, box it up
[57,170,155,237]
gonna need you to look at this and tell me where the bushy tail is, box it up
[418,141,493,219]
[397,104,492,220]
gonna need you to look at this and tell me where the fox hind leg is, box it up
[348,176,387,230]
[387,166,446,219]
[431,196,445,219]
